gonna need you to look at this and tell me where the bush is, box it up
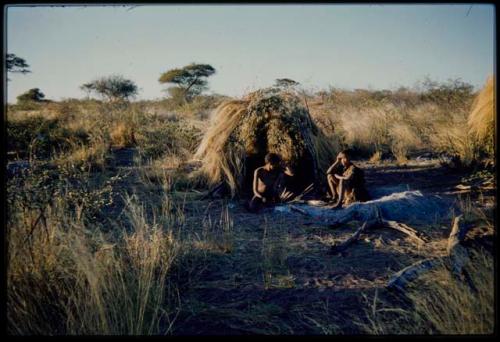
[7,115,89,160]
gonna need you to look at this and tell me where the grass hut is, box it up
[193,88,337,197]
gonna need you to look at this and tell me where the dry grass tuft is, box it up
[407,249,494,334]
[468,76,495,159]
[110,121,136,148]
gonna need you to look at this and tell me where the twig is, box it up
[329,220,369,254]
[381,219,428,244]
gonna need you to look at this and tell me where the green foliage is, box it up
[6,53,31,76]
[17,88,45,103]
[274,78,299,88]
[7,116,89,160]
[81,75,138,102]
[159,63,216,103]
[419,77,474,107]
[136,119,201,161]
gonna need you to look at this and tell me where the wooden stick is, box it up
[387,215,473,291]
[387,257,441,291]
[329,215,382,254]
[447,215,471,276]
[330,221,369,254]
[447,215,468,253]
[381,219,429,244]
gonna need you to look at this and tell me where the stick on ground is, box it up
[381,219,429,245]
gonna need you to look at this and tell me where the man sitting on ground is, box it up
[326,149,370,209]
[248,153,293,213]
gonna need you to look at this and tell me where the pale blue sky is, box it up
[5,4,495,103]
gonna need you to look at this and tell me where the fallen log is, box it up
[387,215,474,291]
[387,257,441,291]
[326,203,380,228]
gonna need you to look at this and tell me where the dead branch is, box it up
[330,221,369,254]
[387,215,474,292]
[329,214,381,254]
[447,215,471,276]
[381,219,429,245]
[387,257,441,291]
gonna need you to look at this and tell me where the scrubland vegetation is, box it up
[6,77,495,335]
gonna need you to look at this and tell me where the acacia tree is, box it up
[81,75,138,102]
[16,88,45,103]
[275,78,299,88]
[6,53,31,81]
[158,63,216,103]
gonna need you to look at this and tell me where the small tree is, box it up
[275,78,299,88]
[81,75,138,102]
[16,88,45,103]
[159,63,216,103]
[6,53,31,81]
[80,82,94,99]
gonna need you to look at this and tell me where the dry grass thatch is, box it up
[193,88,337,196]
[468,76,495,156]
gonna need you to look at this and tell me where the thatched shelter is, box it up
[193,88,336,197]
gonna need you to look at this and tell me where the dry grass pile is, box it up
[468,76,495,160]
[193,88,336,196]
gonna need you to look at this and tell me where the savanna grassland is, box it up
[5,79,495,335]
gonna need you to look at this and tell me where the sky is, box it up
[5,4,496,103]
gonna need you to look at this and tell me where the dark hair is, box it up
[265,153,281,165]
[339,149,352,160]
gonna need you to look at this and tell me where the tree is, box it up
[80,82,94,99]
[159,63,216,103]
[16,88,45,103]
[6,53,31,81]
[419,77,474,106]
[81,75,138,102]
[275,78,299,88]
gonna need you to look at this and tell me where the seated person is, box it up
[326,149,370,208]
[247,153,294,213]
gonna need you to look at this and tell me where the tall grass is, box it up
[309,80,477,164]
[7,186,182,335]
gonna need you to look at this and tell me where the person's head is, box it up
[265,153,281,170]
[337,149,352,167]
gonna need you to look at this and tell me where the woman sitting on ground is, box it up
[326,149,370,208]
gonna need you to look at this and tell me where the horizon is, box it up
[5,4,495,103]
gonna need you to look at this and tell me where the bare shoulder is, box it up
[254,166,265,176]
